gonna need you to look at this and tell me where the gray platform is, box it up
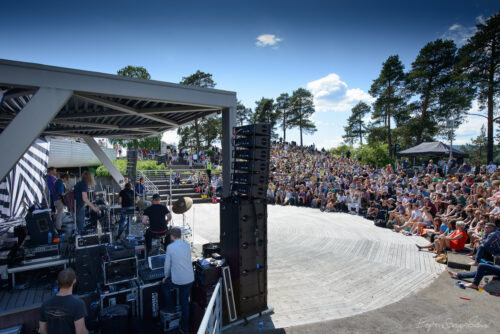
[191,204,445,328]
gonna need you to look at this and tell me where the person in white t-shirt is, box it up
[486,161,497,174]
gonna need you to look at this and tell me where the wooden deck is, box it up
[192,204,445,328]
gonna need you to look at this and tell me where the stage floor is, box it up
[187,204,445,329]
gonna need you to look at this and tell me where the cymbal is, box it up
[172,197,193,214]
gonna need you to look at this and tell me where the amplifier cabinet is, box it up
[75,245,104,294]
[75,233,111,249]
[139,281,179,321]
[103,257,138,285]
[100,283,138,318]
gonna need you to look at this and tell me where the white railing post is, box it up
[197,278,223,334]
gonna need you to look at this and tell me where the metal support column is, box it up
[83,136,124,186]
[221,105,236,197]
[0,87,73,181]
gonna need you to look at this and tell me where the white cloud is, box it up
[306,73,374,113]
[476,15,486,25]
[442,23,475,45]
[255,34,283,48]
[454,100,487,144]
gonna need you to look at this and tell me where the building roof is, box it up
[0,59,237,139]
[396,141,469,158]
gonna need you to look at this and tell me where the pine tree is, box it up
[236,101,251,126]
[252,98,280,137]
[456,12,500,162]
[276,93,292,141]
[369,55,408,156]
[289,88,317,147]
[343,101,370,145]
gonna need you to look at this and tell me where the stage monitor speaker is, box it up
[220,197,267,318]
[233,124,271,137]
[233,148,269,161]
[75,245,104,294]
[234,136,270,149]
[25,210,57,245]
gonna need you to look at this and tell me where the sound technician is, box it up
[162,227,194,334]
[141,194,171,255]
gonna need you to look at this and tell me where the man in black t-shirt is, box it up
[39,268,88,334]
[142,194,172,255]
[117,183,136,239]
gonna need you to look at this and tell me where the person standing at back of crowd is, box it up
[74,171,100,233]
[54,173,70,232]
[206,157,212,181]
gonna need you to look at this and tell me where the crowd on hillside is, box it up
[266,142,500,289]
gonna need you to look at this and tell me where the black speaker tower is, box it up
[220,123,270,320]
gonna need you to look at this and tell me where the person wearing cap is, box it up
[162,227,194,333]
[142,194,171,255]
[469,222,500,266]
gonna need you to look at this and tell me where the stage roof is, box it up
[0,59,237,139]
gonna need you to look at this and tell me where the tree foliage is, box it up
[369,55,407,156]
[289,88,317,146]
[406,39,468,143]
[276,93,292,141]
[353,142,392,168]
[117,65,151,79]
[343,101,370,145]
[456,12,500,162]
[109,134,161,150]
[177,70,218,152]
[236,101,251,126]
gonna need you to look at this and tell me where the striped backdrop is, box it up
[0,138,50,219]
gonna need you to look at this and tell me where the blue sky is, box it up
[1,0,497,148]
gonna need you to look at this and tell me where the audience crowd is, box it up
[266,143,500,289]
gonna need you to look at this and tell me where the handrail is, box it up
[137,170,159,195]
[197,278,223,334]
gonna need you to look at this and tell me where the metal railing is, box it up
[137,170,159,195]
[197,278,223,334]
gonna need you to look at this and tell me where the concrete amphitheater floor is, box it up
[180,204,500,334]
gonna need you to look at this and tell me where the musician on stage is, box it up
[117,182,135,239]
[141,194,171,255]
[74,171,100,233]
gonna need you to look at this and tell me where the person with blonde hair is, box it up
[74,171,100,233]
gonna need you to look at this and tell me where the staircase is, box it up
[140,166,212,205]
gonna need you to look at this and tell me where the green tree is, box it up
[289,88,317,146]
[179,70,216,153]
[252,98,280,137]
[117,65,151,79]
[456,12,500,162]
[353,142,392,167]
[407,39,462,143]
[463,125,488,163]
[201,116,222,148]
[276,93,292,141]
[343,101,370,145]
[236,101,251,126]
[369,55,408,156]
[109,134,161,152]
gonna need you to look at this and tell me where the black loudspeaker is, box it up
[220,197,267,318]
[25,210,57,245]
[231,184,266,199]
[232,173,268,186]
[233,161,269,173]
[233,148,269,161]
[75,245,104,294]
[233,124,271,136]
[234,136,270,149]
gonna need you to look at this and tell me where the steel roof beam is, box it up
[74,94,180,127]
[0,87,73,181]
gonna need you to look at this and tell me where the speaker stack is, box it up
[220,123,270,319]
